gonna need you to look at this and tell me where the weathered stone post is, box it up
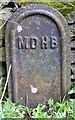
[5,4,71,108]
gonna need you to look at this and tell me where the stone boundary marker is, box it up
[5,4,71,108]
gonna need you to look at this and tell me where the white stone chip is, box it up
[17,25,22,32]
[30,85,38,94]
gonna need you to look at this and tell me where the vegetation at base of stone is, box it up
[0,98,25,119]
[18,1,75,16]
[0,98,75,119]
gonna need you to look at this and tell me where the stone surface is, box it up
[66,11,75,83]
[0,8,12,20]
[5,4,71,108]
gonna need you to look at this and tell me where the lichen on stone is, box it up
[18,1,75,16]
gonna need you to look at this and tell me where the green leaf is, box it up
[68,86,75,94]
[0,104,4,119]
[48,98,54,107]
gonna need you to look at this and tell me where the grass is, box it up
[0,98,75,119]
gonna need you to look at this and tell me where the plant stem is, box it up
[0,65,11,104]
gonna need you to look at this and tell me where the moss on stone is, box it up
[18,1,75,16]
